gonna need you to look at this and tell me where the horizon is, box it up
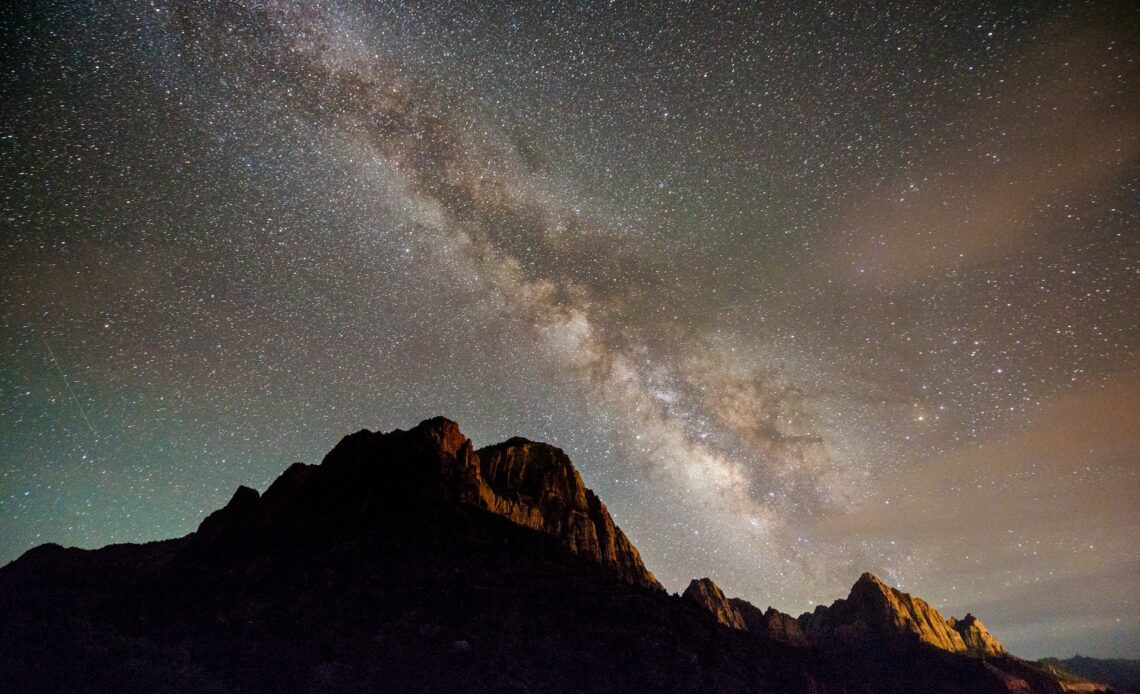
[2,0,1137,661]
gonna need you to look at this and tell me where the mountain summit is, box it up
[800,571,972,652]
[682,571,1013,658]
[0,417,1111,693]
[191,417,658,590]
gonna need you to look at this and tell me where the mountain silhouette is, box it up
[0,417,1113,692]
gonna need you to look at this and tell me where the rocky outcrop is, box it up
[728,597,809,645]
[951,614,1006,657]
[682,580,810,646]
[189,417,660,590]
[196,485,260,540]
[761,606,809,646]
[686,572,1007,655]
[800,573,968,652]
[475,437,657,589]
[683,578,746,629]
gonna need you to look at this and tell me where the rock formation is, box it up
[951,613,1007,657]
[0,417,1105,693]
[685,572,1012,660]
[475,436,657,590]
[800,572,969,652]
[682,578,747,629]
[743,603,809,646]
[188,417,659,590]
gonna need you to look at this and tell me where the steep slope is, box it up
[682,578,747,629]
[1040,657,1140,694]
[951,614,1007,657]
[800,572,969,652]
[475,436,657,589]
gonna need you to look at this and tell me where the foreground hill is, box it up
[0,417,1112,692]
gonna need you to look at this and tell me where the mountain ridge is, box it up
[0,417,1113,693]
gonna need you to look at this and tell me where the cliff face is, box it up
[475,438,657,589]
[687,573,1011,660]
[728,596,809,646]
[192,417,660,590]
[800,572,969,652]
[682,578,747,629]
[951,614,1007,657]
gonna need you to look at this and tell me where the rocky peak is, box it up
[413,416,470,458]
[192,417,659,590]
[476,437,588,507]
[475,437,658,590]
[800,573,967,653]
[761,605,809,646]
[949,613,1006,657]
[196,485,260,539]
[724,596,809,646]
[683,578,747,630]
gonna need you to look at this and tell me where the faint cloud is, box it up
[825,27,1139,286]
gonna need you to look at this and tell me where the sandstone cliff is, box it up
[799,572,969,652]
[951,613,1007,657]
[682,578,747,629]
[475,436,657,590]
[681,578,809,646]
[685,572,1011,660]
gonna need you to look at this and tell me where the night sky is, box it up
[2,0,1137,659]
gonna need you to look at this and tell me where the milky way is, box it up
[2,0,1137,658]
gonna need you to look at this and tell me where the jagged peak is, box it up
[185,417,659,591]
[949,613,1006,656]
[196,485,261,537]
[847,572,928,611]
[684,577,727,598]
[408,416,469,457]
[683,577,746,630]
[230,485,261,503]
[851,571,890,594]
[799,572,968,654]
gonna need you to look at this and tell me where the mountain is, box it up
[185,417,658,591]
[950,613,1007,657]
[683,578,747,630]
[687,573,1109,692]
[0,417,1114,693]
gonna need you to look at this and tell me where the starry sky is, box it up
[2,0,1137,659]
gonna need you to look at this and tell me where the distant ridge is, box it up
[682,571,1014,660]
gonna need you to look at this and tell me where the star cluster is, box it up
[1,0,1137,658]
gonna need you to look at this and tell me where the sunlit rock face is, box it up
[476,436,660,590]
[800,573,969,653]
[682,578,747,629]
[950,614,1007,657]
